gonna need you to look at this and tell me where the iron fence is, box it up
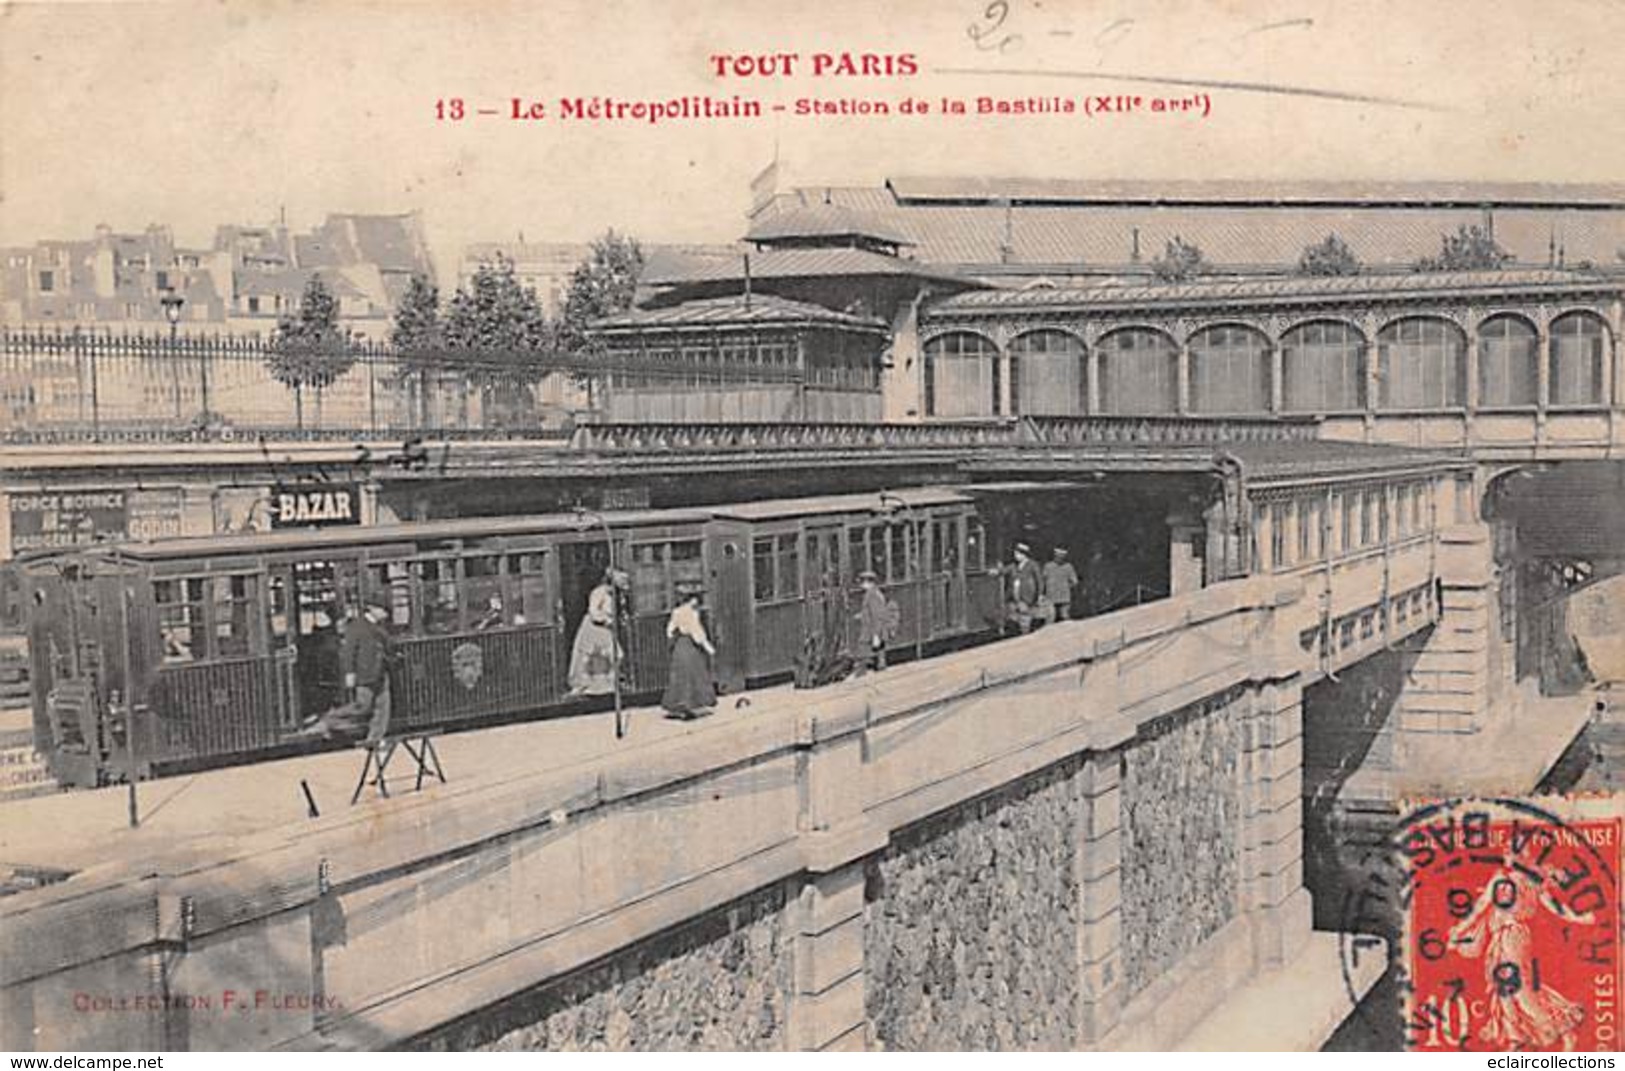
[0,327,878,441]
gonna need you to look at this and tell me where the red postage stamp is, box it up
[1400,801,1621,1052]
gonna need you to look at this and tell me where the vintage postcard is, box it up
[0,0,1621,1055]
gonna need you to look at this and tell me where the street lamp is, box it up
[160,291,185,421]
[574,506,626,739]
[878,491,925,665]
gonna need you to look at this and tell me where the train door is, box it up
[265,557,358,727]
[931,513,966,633]
[556,536,619,691]
[707,523,751,693]
[803,522,845,648]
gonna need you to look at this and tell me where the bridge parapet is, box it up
[1,574,1328,1052]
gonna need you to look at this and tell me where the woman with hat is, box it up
[662,580,716,719]
[568,567,626,697]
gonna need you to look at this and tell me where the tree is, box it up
[1416,224,1513,272]
[390,273,444,428]
[444,255,552,426]
[1298,233,1361,276]
[268,275,352,429]
[558,230,645,350]
[1151,235,1206,283]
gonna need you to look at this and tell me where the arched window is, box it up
[1009,329,1086,415]
[1477,315,1538,407]
[1549,312,1608,406]
[1377,318,1466,410]
[1281,321,1365,412]
[923,332,999,418]
[1189,324,1270,414]
[1097,328,1178,415]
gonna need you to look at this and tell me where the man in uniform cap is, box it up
[1009,542,1043,634]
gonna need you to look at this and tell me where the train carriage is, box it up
[22,489,1008,788]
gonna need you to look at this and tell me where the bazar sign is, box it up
[9,490,128,550]
[270,483,361,528]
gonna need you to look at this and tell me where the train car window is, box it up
[1304,499,1324,561]
[155,577,208,663]
[211,574,258,658]
[887,521,919,582]
[669,540,703,595]
[507,551,549,626]
[464,554,507,630]
[631,543,666,615]
[753,533,799,603]
[805,528,840,591]
[1296,500,1314,563]
[1362,490,1379,546]
[1340,492,1357,554]
[414,559,461,634]
[932,517,961,575]
[1251,504,1268,571]
[966,516,986,572]
[268,574,290,640]
[368,562,413,630]
[753,537,777,601]
[848,524,871,580]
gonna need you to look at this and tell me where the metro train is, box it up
[22,487,1018,788]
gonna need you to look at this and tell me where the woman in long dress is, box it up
[662,584,716,719]
[567,569,624,696]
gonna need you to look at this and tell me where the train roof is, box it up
[30,506,719,563]
[18,488,977,563]
[694,487,974,521]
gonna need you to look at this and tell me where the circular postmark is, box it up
[1335,796,1620,1051]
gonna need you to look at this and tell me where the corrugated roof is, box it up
[745,204,915,246]
[1228,441,1470,482]
[886,176,1625,207]
[642,247,972,287]
[930,269,1621,313]
[756,186,1625,270]
[592,293,888,332]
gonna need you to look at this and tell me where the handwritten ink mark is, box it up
[930,64,1448,112]
[968,1,1023,55]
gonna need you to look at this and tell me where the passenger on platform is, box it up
[854,569,891,675]
[1008,542,1043,633]
[293,601,393,743]
[1041,547,1079,623]
[662,581,716,720]
[568,569,626,697]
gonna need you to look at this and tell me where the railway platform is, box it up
[0,689,782,880]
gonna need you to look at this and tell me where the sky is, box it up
[2,0,1621,285]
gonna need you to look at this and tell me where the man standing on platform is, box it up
[1009,542,1042,634]
[855,570,892,675]
[1042,546,1079,623]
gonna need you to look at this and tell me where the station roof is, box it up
[928,268,1622,314]
[1226,440,1472,485]
[592,293,889,333]
[752,180,1625,271]
[641,247,975,288]
[883,176,1625,208]
[744,203,915,247]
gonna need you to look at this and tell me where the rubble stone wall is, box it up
[421,881,793,1052]
[1119,688,1246,998]
[863,755,1083,1050]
